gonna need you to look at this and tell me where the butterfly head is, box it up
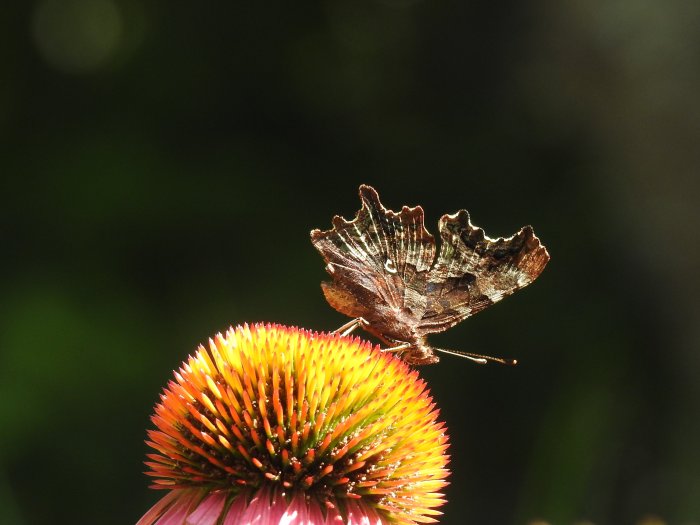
[396,341,441,366]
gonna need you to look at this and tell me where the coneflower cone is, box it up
[138,323,450,525]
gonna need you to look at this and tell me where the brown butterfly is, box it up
[310,185,550,365]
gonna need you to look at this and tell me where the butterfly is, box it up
[310,185,550,365]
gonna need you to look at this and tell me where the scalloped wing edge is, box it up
[438,209,550,283]
[310,184,437,273]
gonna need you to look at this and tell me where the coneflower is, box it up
[137,323,450,524]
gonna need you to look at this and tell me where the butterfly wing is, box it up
[311,185,436,336]
[418,210,549,334]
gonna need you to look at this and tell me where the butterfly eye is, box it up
[384,258,397,274]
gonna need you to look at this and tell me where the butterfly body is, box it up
[311,185,549,365]
[322,279,440,364]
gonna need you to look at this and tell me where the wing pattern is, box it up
[419,210,549,333]
[310,185,435,319]
[311,185,550,343]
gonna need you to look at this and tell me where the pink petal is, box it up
[214,486,386,525]
[221,494,249,525]
[239,486,275,524]
[156,490,202,525]
[136,491,181,525]
[345,500,384,525]
[279,492,307,525]
[322,505,345,524]
[186,491,226,525]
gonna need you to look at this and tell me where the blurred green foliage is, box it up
[2,1,699,524]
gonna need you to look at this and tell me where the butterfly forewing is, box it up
[311,185,435,317]
[418,210,549,334]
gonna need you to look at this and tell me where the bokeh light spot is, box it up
[32,0,122,73]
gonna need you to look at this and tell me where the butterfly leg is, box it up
[381,343,411,354]
[334,317,370,337]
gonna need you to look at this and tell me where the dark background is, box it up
[2,1,699,524]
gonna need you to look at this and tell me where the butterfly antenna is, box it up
[434,347,518,366]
